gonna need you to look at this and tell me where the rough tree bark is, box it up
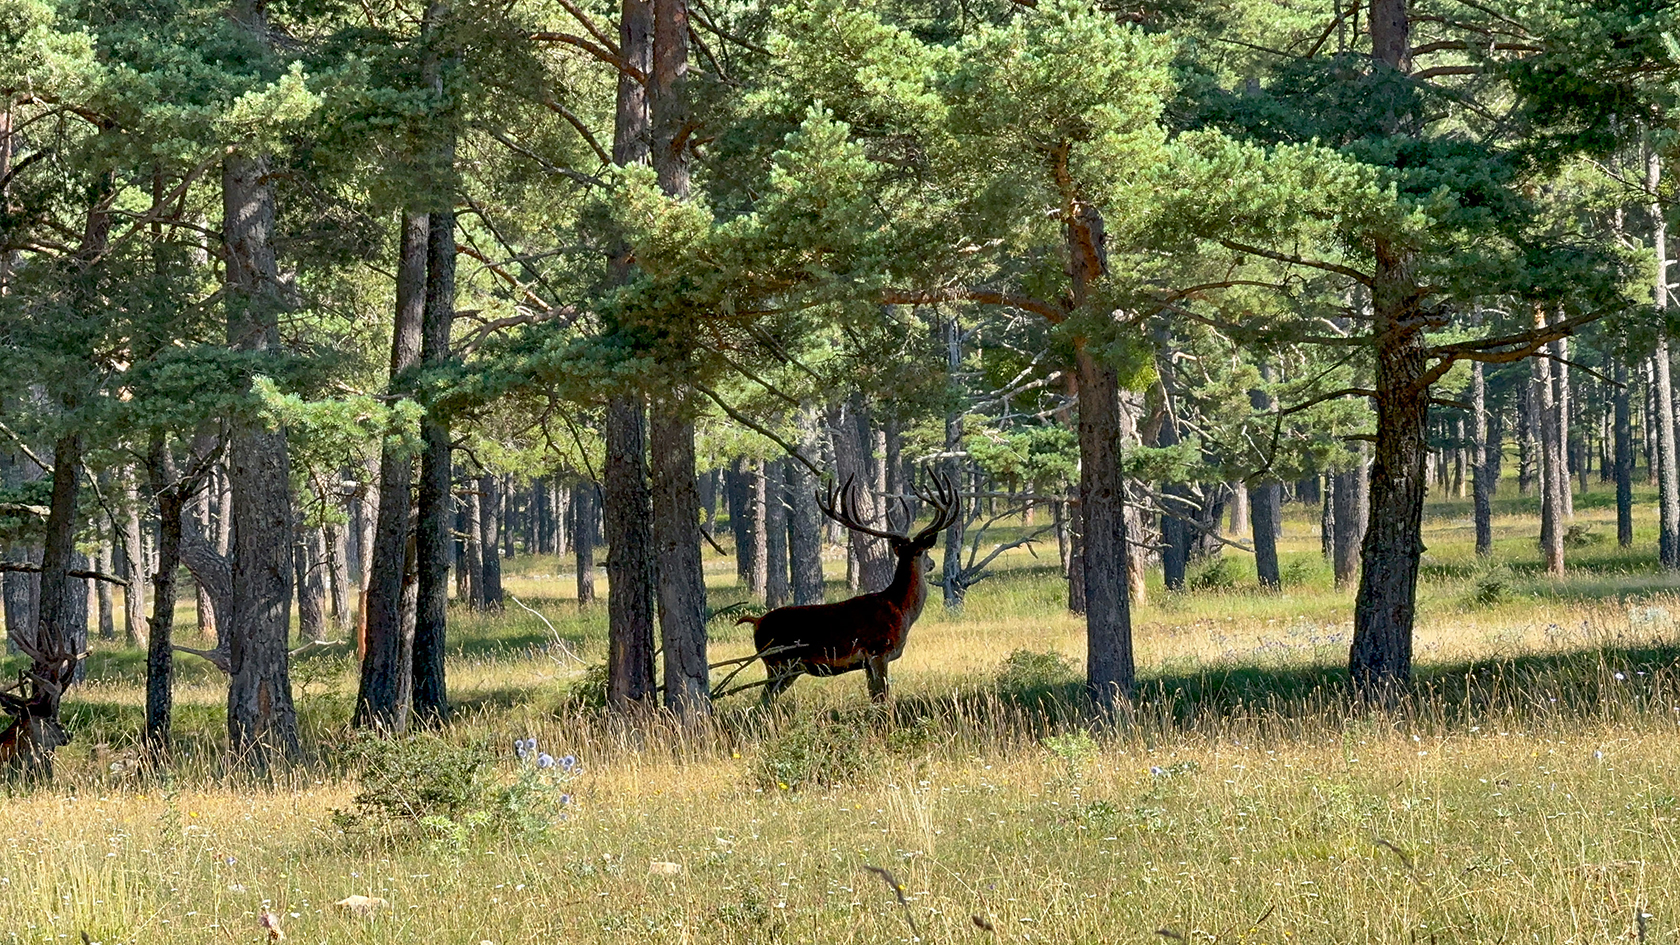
[827,397,894,590]
[1615,359,1634,547]
[573,484,597,606]
[354,211,425,731]
[764,459,790,608]
[479,472,503,610]
[1651,148,1680,570]
[786,414,827,606]
[1471,362,1493,556]
[413,202,455,725]
[1532,308,1566,576]
[222,43,299,760]
[648,0,709,718]
[1348,239,1429,700]
[602,0,657,712]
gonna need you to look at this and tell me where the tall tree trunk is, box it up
[1518,384,1537,496]
[324,521,350,633]
[1228,484,1248,536]
[1348,239,1428,701]
[827,397,894,589]
[1249,482,1280,589]
[294,521,326,643]
[1553,332,1575,518]
[573,483,597,605]
[1471,362,1493,556]
[1532,319,1566,576]
[648,0,708,718]
[222,77,299,760]
[412,205,455,725]
[1075,348,1132,705]
[119,470,148,646]
[461,484,484,609]
[764,459,790,608]
[650,403,708,717]
[1651,148,1680,570]
[144,440,183,754]
[1320,475,1335,559]
[354,212,426,730]
[1615,359,1634,547]
[94,543,115,641]
[479,473,503,610]
[604,395,656,708]
[786,417,826,606]
[1248,372,1280,589]
[601,0,657,712]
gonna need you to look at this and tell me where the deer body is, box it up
[744,473,955,703]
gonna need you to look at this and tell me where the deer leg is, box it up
[865,655,890,703]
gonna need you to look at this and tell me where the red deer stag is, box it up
[739,471,958,703]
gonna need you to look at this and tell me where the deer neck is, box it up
[884,551,928,621]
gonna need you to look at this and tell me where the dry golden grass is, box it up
[4,481,1680,943]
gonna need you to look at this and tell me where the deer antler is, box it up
[909,469,961,542]
[817,476,903,541]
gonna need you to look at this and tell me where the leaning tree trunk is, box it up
[223,125,300,763]
[1348,243,1429,702]
[354,212,426,731]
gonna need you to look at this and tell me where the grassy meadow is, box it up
[5,481,1680,943]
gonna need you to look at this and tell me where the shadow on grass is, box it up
[860,635,1680,742]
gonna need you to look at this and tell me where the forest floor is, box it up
[5,481,1680,944]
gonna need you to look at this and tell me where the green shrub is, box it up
[1189,556,1235,591]
[1563,524,1604,548]
[753,713,877,791]
[1466,566,1512,609]
[563,661,609,710]
[333,733,578,846]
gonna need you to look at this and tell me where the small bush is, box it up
[1189,556,1235,591]
[1466,566,1512,609]
[562,661,609,710]
[753,713,877,791]
[1042,729,1098,770]
[334,733,578,846]
[1563,524,1604,548]
[1280,557,1315,587]
[997,649,1078,690]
